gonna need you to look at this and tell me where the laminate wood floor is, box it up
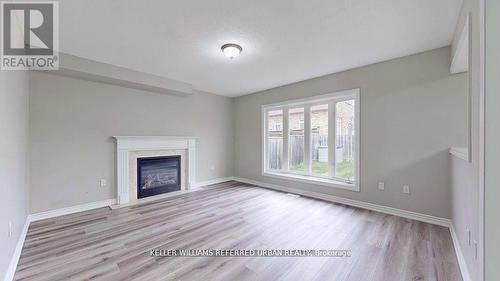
[14,181,462,281]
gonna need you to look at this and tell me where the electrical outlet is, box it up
[403,185,410,194]
[100,179,107,187]
[378,182,385,191]
[8,222,12,237]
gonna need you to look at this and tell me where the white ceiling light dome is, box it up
[221,43,242,59]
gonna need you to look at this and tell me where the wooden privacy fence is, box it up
[312,134,327,161]
[336,135,354,162]
[268,137,283,169]
[289,135,304,166]
[268,134,354,169]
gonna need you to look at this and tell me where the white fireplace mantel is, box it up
[114,136,197,205]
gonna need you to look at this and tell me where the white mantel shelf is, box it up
[449,147,469,161]
[114,136,197,205]
[114,135,199,141]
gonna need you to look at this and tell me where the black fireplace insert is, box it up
[137,155,181,199]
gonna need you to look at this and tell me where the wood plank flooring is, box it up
[14,181,462,281]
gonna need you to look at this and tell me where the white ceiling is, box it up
[57,0,462,97]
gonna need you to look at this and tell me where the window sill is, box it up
[262,171,359,192]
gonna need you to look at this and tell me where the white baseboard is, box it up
[3,216,30,281]
[191,177,235,188]
[29,199,117,222]
[232,177,451,227]
[450,224,472,281]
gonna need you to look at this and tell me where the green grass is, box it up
[290,160,354,181]
[336,161,355,182]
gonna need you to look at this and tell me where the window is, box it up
[311,104,328,177]
[267,110,283,170]
[289,108,305,172]
[262,89,360,191]
[335,100,355,182]
[336,118,342,147]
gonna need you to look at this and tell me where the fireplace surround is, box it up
[114,136,197,205]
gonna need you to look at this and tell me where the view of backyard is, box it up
[290,160,355,182]
[267,100,356,183]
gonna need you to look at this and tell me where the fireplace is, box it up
[114,136,195,205]
[137,155,181,199]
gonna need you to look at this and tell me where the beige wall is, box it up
[449,0,484,280]
[0,69,30,279]
[233,47,467,218]
[29,72,234,213]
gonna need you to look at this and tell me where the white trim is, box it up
[450,224,472,281]
[261,89,360,192]
[262,109,268,172]
[450,147,469,161]
[113,136,197,205]
[304,105,312,174]
[233,177,451,227]
[191,177,235,188]
[450,14,469,74]
[466,13,473,164]
[29,199,116,222]
[262,171,358,191]
[3,217,30,281]
[113,136,199,141]
[353,92,361,188]
[282,108,289,171]
[328,101,335,177]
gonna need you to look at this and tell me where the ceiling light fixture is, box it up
[221,43,242,59]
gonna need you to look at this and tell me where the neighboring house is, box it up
[268,103,354,138]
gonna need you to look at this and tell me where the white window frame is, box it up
[261,88,360,192]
